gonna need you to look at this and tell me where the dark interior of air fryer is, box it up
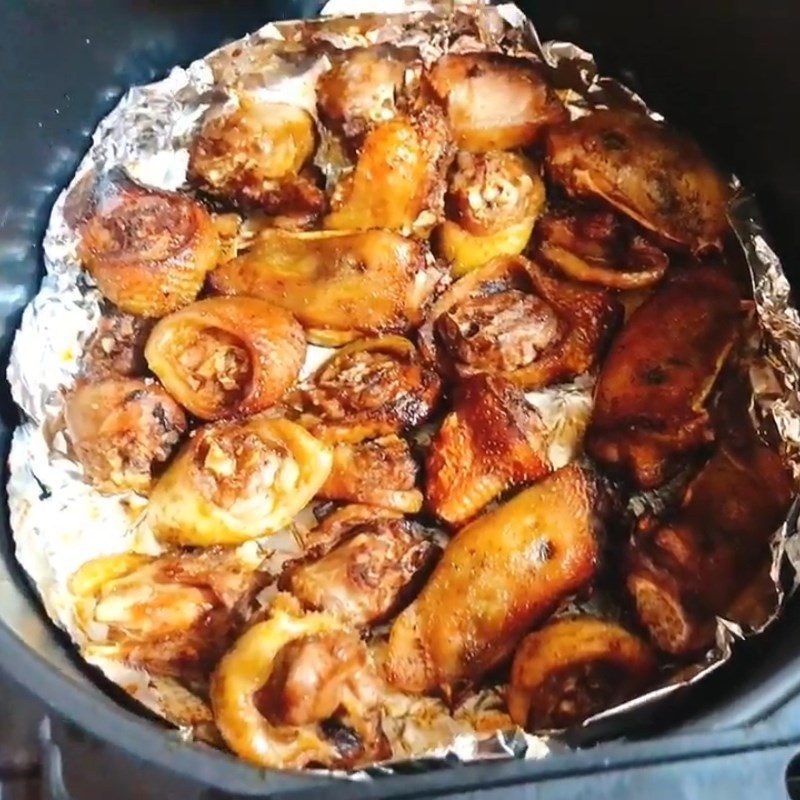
[2,1,800,798]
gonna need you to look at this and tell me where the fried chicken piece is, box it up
[419,255,622,389]
[536,208,669,290]
[296,503,403,556]
[546,110,729,255]
[65,377,187,495]
[282,516,439,628]
[508,617,657,730]
[319,435,422,513]
[384,464,604,698]
[425,374,551,526]
[82,310,153,379]
[627,442,793,655]
[586,266,741,489]
[426,53,567,152]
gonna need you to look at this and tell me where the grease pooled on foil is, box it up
[6,0,800,776]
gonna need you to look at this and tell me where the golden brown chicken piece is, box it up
[317,45,418,148]
[508,617,657,730]
[419,255,622,390]
[426,53,567,152]
[211,595,388,769]
[546,110,729,255]
[145,297,306,421]
[82,310,154,379]
[147,416,332,547]
[384,464,604,698]
[77,184,220,318]
[319,435,422,513]
[425,374,551,526]
[69,548,265,679]
[292,336,441,444]
[188,96,324,221]
[627,441,793,655]
[586,266,741,489]
[65,378,187,495]
[323,104,453,234]
[282,516,439,629]
[436,151,546,276]
[209,229,446,346]
[536,209,669,290]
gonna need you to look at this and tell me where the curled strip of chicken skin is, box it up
[65,377,187,495]
[211,596,388,769]
[419,255,622,390]
[425,374,551,526]
[508,617,657,731]
[146,416,332,547]
[546,110,729,255]
[69,548,265,679]
[292,336,441,444]
[145,296,306,421]
[77,184,220,318]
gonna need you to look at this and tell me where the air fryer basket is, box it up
[2,2,800,798]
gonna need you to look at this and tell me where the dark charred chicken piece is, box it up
[586,266,741,489]
[293,336,441,444]
[627,442,793,655]
[282,515,439,628]
[425,374,551,526]
[319,435,423,513]
[384,464,604,699]
[419,255,622,390]
[426,53,567,152]
[536,208,669,290]
[65,377,187,495]
[546,110,729,255]
[508,617,657,730]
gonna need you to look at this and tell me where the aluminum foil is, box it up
[6,0,800,777]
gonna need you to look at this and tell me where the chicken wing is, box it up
[586,266,741,489]
[425,374,551,526]
[384,464,604,698]
[546,110,729,255]
[419,255,622,389]
[426,53,567,152]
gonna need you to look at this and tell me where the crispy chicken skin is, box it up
[292,336,441,444]
[145,297,306,421]
[82,310,153,379]
[211,596,388,769]
[282,517,439,628]
[189,97,324,220]
[425,374,551,526]
[426,53,567,152]
[627,442,793,655]
[65,377,187,495]
[69,548,264,679]
[586,266,741,489]
[536,208,669,290]
[546,110,729,255]
[508,617,657,730]
[319,435,423,513]
[384,464,604,698]
[77,184,220,318]
[323,104,453,234]
[419,255,622,390]
[209,229,446,346]
[436,151,546,276]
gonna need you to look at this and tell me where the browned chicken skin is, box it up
[282,516,439,628]
[319,435,422,513]
[419,255,622,389]
[384,464,604,698]
[546,110,729,255]
[65,377,187,494]
[82,310,154,379]
[426,53,567,152]
[586,266,741,489]
[425,374,551,526]
[536,208,669,290]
